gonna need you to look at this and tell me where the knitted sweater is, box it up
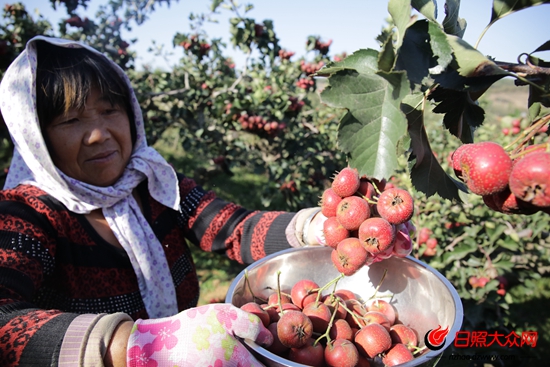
[0,174,296,366]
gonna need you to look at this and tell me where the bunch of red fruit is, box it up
[296,78,315,90]
[309,37,333,55]
[300,60,325,75]
[240,279,420,367]
[179,35,211,58]
[236,113,284,134]
[417,227,438,257]
[279,49,296,60]
[451,141,550,215]
[321,168,416,276]
[64,15,92,30]
[287,96,305,113]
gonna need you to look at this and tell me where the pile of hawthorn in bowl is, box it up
[226,246,463,367]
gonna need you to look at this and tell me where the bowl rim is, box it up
[226,246,464,366]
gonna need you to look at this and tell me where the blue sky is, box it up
[11,0,550,70]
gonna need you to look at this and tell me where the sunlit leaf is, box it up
[412,0,438,22]
[320,69,409,179]
[490,0,550,23]
[427,21,453,71]
[318,49,379,76]
[389,0,413,49]
[446,35,510,78]
[210,0,223,12]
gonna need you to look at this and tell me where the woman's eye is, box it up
[61,118,78,125]
[104,108,119,115]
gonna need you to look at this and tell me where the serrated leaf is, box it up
[427,21,453,71]
[412,0,438,21]
[446,35,510,78]
[378,35,396,72]
[528,77,550,107]
[395,20,437,87]
[402,93,467,201]
[442,0,467,37]
[318,49,379,76]
[490,0,550,23]
[429,86,484,143]
[320,69,409,179]
[389,0,413,49]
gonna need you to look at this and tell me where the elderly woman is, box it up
[0,36,325,367]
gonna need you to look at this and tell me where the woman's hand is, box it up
[304,210,327,247]
[127,303,272,367]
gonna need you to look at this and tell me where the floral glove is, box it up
[127,303,273,367]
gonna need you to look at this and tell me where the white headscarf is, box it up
[0,36,180,318]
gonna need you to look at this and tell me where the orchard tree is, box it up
[1,0,550,357]
[318,0,550,204]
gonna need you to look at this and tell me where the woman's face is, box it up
[44,87,133,187]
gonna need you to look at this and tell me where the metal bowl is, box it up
[225,246,463,367]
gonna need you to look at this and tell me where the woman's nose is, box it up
[84,119,111,145]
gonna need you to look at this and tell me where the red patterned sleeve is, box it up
[0,187,79,366]
[176,174,295,264]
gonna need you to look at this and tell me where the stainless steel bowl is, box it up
[225,246,463,367]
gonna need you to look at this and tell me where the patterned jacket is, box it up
[0,174,299,366]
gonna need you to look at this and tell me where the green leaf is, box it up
[210,0,223,12]
[402,93,467,201]
[442,0,467,38]
[318,49,379,76]
[444,242,477,262]
[496,238,520,252]
[427,21,453,71]
[395,20,436,87]
[389,0,413,49]
[320,69,409,179]
[378,35,396,72]
[429,86,484,143]
[412,0,438,22]
[446,35,511,78]
[532,40,550,54]
[490,0,550,23]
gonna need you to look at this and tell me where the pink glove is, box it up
[127,303,273,367]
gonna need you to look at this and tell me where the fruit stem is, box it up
[244,270,265,304]
[509,142,550,160]
[314,273,345,304]
[276,270,285,317]
[412,345,428,355]
[339,299,365,329]
[313,298,340,346]
[504,113,550,154]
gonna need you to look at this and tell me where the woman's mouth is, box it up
[87,150,117,163]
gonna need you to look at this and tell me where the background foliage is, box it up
[1,0,550,365]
